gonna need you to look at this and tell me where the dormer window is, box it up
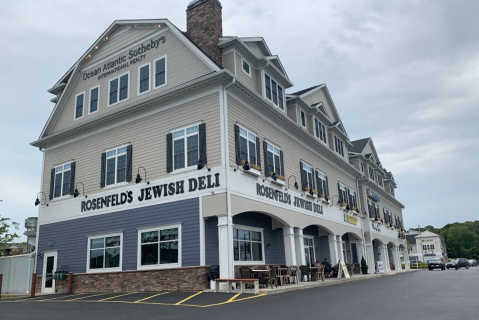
[334,135,344,157]
[264,73,284,110]
[314,118,326,143]
[300,110,306,128]
[377,174,383,187]
[368,166,375,180]
[360,162,364,173]
[242,59,251,77]
[390,185,395,196]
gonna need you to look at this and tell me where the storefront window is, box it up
[139,226,180,269]
[88,233,122,272]
[233,227,263,263]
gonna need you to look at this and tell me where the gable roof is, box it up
[350,138,371,154]
[290,85,322,96]
[415,231,440,238]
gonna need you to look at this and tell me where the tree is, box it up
[0,215,20,250]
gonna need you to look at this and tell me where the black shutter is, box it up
[166,133,173,173]
[325,176,329,197]
[256,136,261,169]
[69,162,76,195]
[100,152,106,188]
[315,171,321,195]
[337,183,342,203]
[263,141,269,176]
[347,188,352,206]
[300,162,307,191]
[126,145,133,182]
[311,169,315,192]
[234,124,241,165]
[49,168,55,200]
[198,123,207,167]
[280,150,284,176]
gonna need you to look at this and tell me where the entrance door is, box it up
[42,251,57,294]
[303,237,315,266]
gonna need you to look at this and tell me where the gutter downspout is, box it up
[356,176,367,263]
[222,77,236,278]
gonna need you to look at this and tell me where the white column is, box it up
[382,244,390,272]
[357,242,364,264]
[283,227,297,266]
[404,248,410,270]
[328,235,339,264]
[217,215,233,278]
[396,247,401,271]
[337,235,345,263]
[294,227,305,266]
[366,243,374,273]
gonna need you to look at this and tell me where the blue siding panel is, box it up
[37,198,200,274]
[303,225,330,263]
[205,217,219,265]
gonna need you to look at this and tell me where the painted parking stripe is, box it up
[98,292,138,301]
[175,291,203,305]
[201,293,267,307]
[133,292,169,303]
[227,293,241,302]
[65,293,113,301]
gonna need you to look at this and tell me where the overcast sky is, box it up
[1,0,478,240]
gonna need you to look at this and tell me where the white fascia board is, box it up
[263,61,294,88]
[358,179,405,209]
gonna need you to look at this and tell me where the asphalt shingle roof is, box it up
[349,138,371,154]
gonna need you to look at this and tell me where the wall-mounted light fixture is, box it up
[265,242,271,248]
[73,182,87,198]
[135,166,149,184]
[34,192,48,207]
[286,175,299,191]
[242,160,251,171]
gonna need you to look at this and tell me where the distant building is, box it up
[407,230,447,263]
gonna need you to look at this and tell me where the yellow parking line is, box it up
[175,291,202,305]
[133,292,169,303]
[201,293,267,307]
[65,293,110,301]
[98,292,137,301]
[227,293,241,302]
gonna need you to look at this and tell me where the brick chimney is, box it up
[186,0,223,66]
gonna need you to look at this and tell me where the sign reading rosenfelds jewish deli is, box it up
[80,173,219,212]
[344,214,358,225]
[82,35,166,81]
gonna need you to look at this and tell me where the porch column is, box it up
[403,248,410,270]
[382,244,390,272]
[356,242,364,264]
[328,235,339,264]
[294,227,305,266]
[283,227,297,266]
[396,247,401,271]
[337,235,345,263]
[366,243,374,274]
[217,215,233,278]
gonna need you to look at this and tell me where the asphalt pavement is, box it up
[1,268,478,320]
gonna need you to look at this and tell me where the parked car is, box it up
[468,259,477,267]
[455,258,470,269]
[446,259,456,269]
[428,257,445,270]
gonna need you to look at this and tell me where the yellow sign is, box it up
[340,261,351,279]
[344,214,358,225]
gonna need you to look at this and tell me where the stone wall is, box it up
[34,266,210,294]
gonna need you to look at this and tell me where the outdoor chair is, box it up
[290,266,299,284]
[262,266,278,289]
[208,265,219,281]
[299,265,310,282]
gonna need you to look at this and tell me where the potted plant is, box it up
[361,256,368,274]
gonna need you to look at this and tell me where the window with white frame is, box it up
[105,146,127,186]
[89,86,99,114]
[109,72,129,106]
[239,127,258,165]
[138,225,180,269]
[300,110,306,128]
[138,62,151,94]
[266,142,281,175]
[360,162,364,173]
[302,162,313,190]
[242,59,251,77]
[368,166,375,180]
[374,204,380,219]
[233,227,263,263]
[304,237,315,266]
[172,124,199,170]
[348,189,357,208]
[314,118,326,143]
[368,200,374,218]
[264,73,284,110]
[75,92,85,119]
[338,183,347,204]
[390,185,395,196]
[334,136,344,157]
[88,233,122,272]
[54,162,72,198]
[154,56,166,88]
[377,174,383,187]
[316,171,328,196]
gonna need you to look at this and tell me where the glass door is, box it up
[43,252,57,294]
[303,237,315,266]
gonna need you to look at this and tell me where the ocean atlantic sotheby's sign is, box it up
[80,173,219,212]
[256,183,323,214]
[82,35,167,81]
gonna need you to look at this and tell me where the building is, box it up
[407,230,447,263]
[30,0,408,294]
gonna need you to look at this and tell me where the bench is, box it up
[214,278,259,294]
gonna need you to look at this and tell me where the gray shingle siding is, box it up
[36,198,200,274]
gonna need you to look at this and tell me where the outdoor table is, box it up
[309,267,320,281]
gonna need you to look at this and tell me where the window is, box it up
[377,174,383,187]
[348,189,357,208]
[242,59,251,77]
[138,63,150,94]
[338,183,347,204]
[390,185,395,196]
[53,162,72,198]
[88,233,122,272]
[105,146,127,186]
[74,92,85,119]
[368,167,375,180]
[304,237,315,266]
[233,226,263,264]
[316,171,329,196]
[301,162,314,190]
[334,136,344,157]
[138,225,180,269]
[374,204,379,219]
[154,56,167,88]
[360,162,364,173]
[266,142,281,175]
[89,86,99,114]
[314,119,326,143]
[300,110,306,128]
[109,72,129,106]
[264,73,284,110]
[172,124,199,171]
[239,127,258,165]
